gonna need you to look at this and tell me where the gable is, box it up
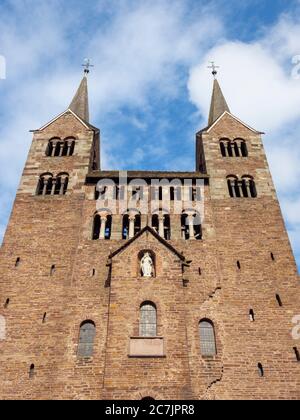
[109,226,185,262]
[34,109,98,134]
[204,111,263,138]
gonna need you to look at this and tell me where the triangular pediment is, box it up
[200,111,263,135]
[32,109,99,133]
[109,226,186,262]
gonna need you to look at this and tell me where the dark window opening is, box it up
[42,313,47,323]
[105,215,112,240]
[241,179,249,198]
[170,187,175,201]
[54,142,62,157]
[237,261,241,270]
[240,141,248,157]
[15,257,21,267]
[220,142,226,157]
[249,309,255,322]
[50,265,56,276]
[233,142,240,157]
[276,294,283,307]
[227,142,233,157]
[122,215,130,240]
[164,215,171,240]
[293,347,300,362]
[152,214,159,233]
[45,178,53,195]
[198,268,202,276]
[54,177,61,195]
[258,363,264,377]
[4,299,10,309]
[271,253,275,261]
[134,215,141,236]
[249,179,257,198]
[93,215,101,240]
[181,214,189,240]
[29,364,35,379]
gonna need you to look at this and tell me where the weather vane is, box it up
[82,58,94,75]
[208,61,219,78]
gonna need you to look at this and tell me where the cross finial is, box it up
[82,58,94,75]
[208,61,220,78]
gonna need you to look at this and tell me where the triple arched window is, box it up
[199,319,217,356]
[140,302,157,337]
[46,137,75,157]
[220,138,248,157]
[227,175,257,198]
[77,321,96,358]
[36,173,69,196]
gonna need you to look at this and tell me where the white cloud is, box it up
[187,13,300,267]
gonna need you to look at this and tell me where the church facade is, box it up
[0,71,299,400]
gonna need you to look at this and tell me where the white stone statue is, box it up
[141,252,154,277]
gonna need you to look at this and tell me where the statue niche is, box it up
[139,251,155,278]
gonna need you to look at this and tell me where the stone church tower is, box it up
[0,69,299,400]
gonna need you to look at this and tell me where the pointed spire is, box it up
[69,75,89,122]
[208,78,230,126]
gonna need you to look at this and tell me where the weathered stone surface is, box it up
[0,104,299,400]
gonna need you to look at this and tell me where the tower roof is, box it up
[69,76,89,122]
[208,78,230,126]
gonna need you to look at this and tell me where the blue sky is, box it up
[0,0,300,270]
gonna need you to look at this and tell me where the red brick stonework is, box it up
[0,77,299,400]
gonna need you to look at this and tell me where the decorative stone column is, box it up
[99,216,107,240]
[59,176,68,195]
[51,142,57,157]
[188,214,195,240]
[158,215,165,238]
[129,215,135,239]
[51,178,56,195]
[67,142,72,157]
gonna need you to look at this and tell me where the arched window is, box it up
[46,138,61,157]
[227,176,239,198]
[140,302,157,337]
[199,319,217,356]
[29,364,35,379]
[242,176,257,198]
[36,173,54,196]
[92,214,101,240]
[78,321,96,358]
[56,173,69,195]
[258,363,264,377]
